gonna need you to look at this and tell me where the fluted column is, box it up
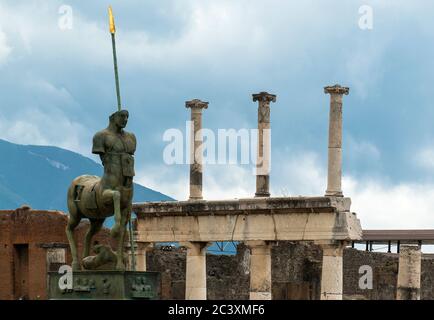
[324,85,349,197]
[186,99,208,200]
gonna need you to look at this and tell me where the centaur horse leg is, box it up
[83,218,104,258]
[66,212,82,271]
[102,189,122,238]
[115,205,131,270]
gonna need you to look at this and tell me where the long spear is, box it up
[109,6,122,112]
[108,6,136,271]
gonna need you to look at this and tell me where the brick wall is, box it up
[343,248,399,300]
[0,207,113,300]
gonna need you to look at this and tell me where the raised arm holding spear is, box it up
[108,6,136,270]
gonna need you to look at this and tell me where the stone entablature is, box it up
[133,197,362,243]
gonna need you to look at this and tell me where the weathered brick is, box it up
[0,207,113,300]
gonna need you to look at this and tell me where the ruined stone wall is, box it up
[207,247,250,300]
[146,245,250,300]
[343,249,434,300]
[343,248,398,300]
[271,242,322,300]
[421,258,434,300]
[146,247,186,299]
[146,241,324,300]
[146,242,434,300]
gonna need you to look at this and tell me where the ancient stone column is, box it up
[324,85,349,197]
[186,99,209,200]
[246,240,272,300]
[396,245,421,300]
[180,241,210,300]
[134,242,153,272]
[317,241,346,300]
[252,92,276,197]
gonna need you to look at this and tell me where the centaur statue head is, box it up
[66,109,137,271]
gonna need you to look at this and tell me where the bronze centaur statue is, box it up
[66,109,136,271]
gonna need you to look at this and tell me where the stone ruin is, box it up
[132,85,368,300]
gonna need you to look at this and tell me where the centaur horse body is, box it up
[66,110,136,271]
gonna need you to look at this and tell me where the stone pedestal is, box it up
[317,241,346,300]
[180,241,210,300]
[48,271,160,300]
[186,99,208,200]
[324,85,349,197]
[246,240,272,300]
[252,92,276,198]
[397,245,421,300]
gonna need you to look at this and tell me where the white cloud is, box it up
[137,148,434,230]
[0,108,91,156]
[347,136,381,160]
[136,150,325,201]
[0,1,358,72]
[345,177,434,229]
[415,147,434,170]
[0,2,111,67]
[0,0,431,150]
[136,164,254,201]
[135,164,188,201]
[344,40,387,98]
[0,28,11,65]
[203,165,254,200]
[271,150,325,196]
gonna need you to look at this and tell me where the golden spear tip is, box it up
[108,5,116,34]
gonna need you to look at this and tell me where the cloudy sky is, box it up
[1,0,434,229]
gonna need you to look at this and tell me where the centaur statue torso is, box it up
[66,109,136,271]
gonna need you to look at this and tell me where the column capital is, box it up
[315,241,348,256]
[180,241,211,255]
[252,92,277,103]
[245,240,275,250]
[186,99,209,110]
[324,84,349,96]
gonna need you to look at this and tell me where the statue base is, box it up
[48,270,160,300]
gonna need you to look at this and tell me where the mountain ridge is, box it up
[0,138,173,211]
